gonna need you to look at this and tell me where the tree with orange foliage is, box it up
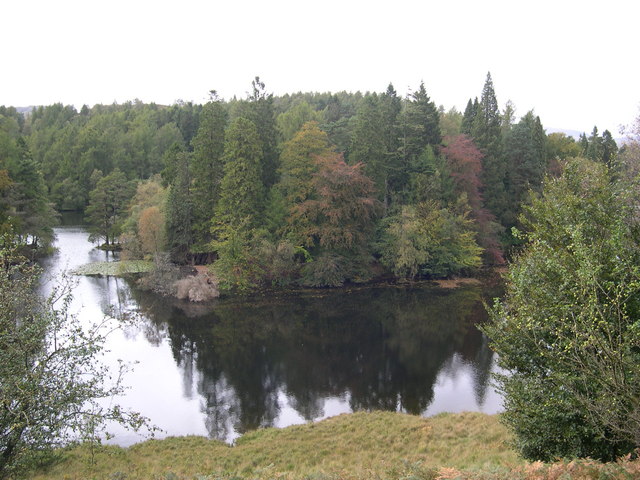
[292,152,379,286]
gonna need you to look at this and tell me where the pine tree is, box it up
[165,151,194,262]
[601,129,618,167]
[503,111,547,227]
[472,73,507,225]
[402,82,442,162]
[214,117,265,234]
[349,94,387,205]
[190,95,227,249]
[461,98,478,135]
[380,83,403,209]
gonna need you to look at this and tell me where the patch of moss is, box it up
[72,260,154,277]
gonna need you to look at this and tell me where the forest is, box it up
[0,73,621,290]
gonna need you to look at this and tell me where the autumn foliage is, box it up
[292,152,379,251]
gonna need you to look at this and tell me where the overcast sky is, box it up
[2,0,639,134]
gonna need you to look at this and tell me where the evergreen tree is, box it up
[85,168,133,246]
[601,129,618,167]
[461,98,478,135]
[165,151,194,262]
[503,111,547,227]
[190,95,228,249]
[349,94,387,205]
[586,126,603,161]
[380,83,403,207]
[472,73,507,225]
[9,138,57,248]
[214,117,265,234]
[244,77,280,189]
[402,81,442,162]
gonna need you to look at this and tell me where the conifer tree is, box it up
[165,151,194,262]
[461,98,478,135]
[402,82,442,162]
[214,117,265,234]
[349,94,387,204]
[190,94,227,248]
[472,73,507,225]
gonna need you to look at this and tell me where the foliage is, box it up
[190,96,227,249]
[483,157,640,461]
[164,151,193,263]
[85,168,134,246]
[120,176,167,260]
[0,243,148,478]
[379,199,482,279]
[292,152,378,252]
[214,117,265,233]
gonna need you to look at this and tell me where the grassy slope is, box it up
[30,412,639,480]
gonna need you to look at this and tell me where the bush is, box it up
[175,274,219,302]
[482,158,640,461]
[0,242,148,478]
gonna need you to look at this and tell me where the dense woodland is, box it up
[0,74,622,288]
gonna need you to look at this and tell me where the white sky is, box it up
[2,0,639,134]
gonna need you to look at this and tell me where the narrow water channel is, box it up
[40,221,503,446]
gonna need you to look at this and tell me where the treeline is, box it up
[0,74,620,284]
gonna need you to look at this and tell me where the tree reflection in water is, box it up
[128,282,499,441]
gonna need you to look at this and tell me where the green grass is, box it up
[72,260,154,276]
[27,412,640,479]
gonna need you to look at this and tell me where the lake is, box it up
[40,221,503,446]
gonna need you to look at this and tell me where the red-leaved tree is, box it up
[441,134,504,264]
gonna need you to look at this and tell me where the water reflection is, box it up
[128,282,501,442]
[44,225,503,445]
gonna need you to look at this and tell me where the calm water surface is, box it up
[41,221,503,446]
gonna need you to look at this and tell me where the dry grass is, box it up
[28,412,639,480]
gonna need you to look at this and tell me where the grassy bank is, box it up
[29,412,639,480]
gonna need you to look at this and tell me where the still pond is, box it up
[40,219,503,446]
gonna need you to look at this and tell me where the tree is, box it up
[0,244,147,478]
[165,151,194,263]
[472,73,507,224]
[483,157,640,461]
[292,152,379,286]
[379,198,482,279]
[276,100,323,143]
[401,81,442,162]
[503,111,547,227]
[85,168,133,246]
[349,94,387,204]
[214,117,265,232]
[190,95,227,249]
[601,129,618,167]
[276,121,334,243]
[441,134,503,264]
[242,77,280,189]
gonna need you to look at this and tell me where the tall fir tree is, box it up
[247,77,280,189]
[349,94,387,205]
[472,73,507,226]
[461,98,478,135]
[214,117,265,235]
[402,81,442,162]
[165,151,194,263]
[380,83,403,209]
[503,111,547,227]
[190,94,228,249]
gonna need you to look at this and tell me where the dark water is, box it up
[41,224,503,446]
